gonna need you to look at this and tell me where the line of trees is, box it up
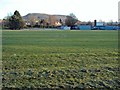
[2,10,119,30]
[65,13,78,26]
[2,10,24,30]
[2,11,79,30]
[26,15,60,28]
[25,13,78,28]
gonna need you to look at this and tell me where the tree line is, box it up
[2,10,78,30]
[2,10,24,30]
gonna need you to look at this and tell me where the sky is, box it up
[0,0,119,22]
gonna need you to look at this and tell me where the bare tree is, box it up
[49,15,57,26]
[65,15,78,26]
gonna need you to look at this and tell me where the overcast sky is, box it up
[0,0,119,22]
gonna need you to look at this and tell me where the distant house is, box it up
[74,21,81,25]
[55,21,62,26]
[22,13,67,27]
[96,22,104,26]
[24,21,31,26]
[105,26,119,30]
[79,25,91,30]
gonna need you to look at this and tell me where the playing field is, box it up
[2,30,119,89]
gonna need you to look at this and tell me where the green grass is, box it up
[2,30,119,89]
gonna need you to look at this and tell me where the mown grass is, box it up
[2,30,119,89]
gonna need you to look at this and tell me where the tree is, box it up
[65,13,78,26]
[69,13,78,20]
[28,15,37,27]
[59,19,63,25]
[2,18,9,29]
[65,15,78,26]
[40,19,46,28]
[8,10,24,29]
[49,15,57,27]
[2,15,12,29]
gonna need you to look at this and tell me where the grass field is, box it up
[2,30,119,89]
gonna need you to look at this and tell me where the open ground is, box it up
[2,30,119,89]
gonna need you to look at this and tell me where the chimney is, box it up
[94,20,97,26]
